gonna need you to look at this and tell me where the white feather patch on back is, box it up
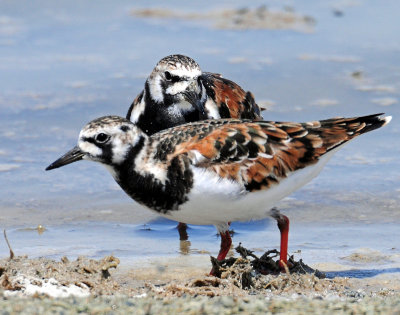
[190,149,208,164]
[258,152,273,159]
[204,98,221,119]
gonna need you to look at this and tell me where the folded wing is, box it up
[163,114,390,192]
[200,72,262,120]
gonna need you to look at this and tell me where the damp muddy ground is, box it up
[1,244,399,314]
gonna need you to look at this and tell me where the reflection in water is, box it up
[0,219,399,278]
[179,240,191,255]
[16,225,47,235]
[37,225,46,235]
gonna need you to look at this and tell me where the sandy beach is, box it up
[1,251,399,314]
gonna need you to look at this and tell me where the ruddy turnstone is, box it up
[127,54,263,238]
[126,54,262,135]
[46,113,391,272]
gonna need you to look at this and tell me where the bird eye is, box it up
[165,71,172,81]
[95,133,109,143]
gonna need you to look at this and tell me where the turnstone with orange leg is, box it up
[46,113,391,273]
[127,54,264,238]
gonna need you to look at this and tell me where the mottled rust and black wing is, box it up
[200,72,262,120]
[151,119,238,161]
[156,114,389,192]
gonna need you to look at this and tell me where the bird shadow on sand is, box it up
[325,268,400,279]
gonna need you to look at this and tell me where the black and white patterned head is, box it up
[46,116,145,171]
[127,54,207,135]
[78,116,144,165]
[147,54,202,105]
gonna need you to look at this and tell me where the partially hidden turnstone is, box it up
[127,54,263,239]
[126,54,262,136]
[46,113,391,272]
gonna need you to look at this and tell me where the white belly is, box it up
[162,149,339,225]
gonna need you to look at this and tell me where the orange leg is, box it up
[216,230,232,261]
[210,223,232,276]
[276,215,290,270]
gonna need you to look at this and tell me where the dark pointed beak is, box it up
[182,90,207,120]
[45,146,84,171]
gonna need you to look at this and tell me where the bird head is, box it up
[147,54,202,111]
[46,116,144,170]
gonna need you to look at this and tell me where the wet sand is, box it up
[1,197,399,313]
[131,6,316,33]
[1,295,400,314]
[1,253,399,314]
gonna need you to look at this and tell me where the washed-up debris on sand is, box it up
[0,255,120,297]
[148,245,354,298]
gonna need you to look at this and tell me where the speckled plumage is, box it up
[199,72,261,120]
[48,113,390,215]
[46,113,391,269]
[149,114,390,194]
[125,54,264,241]
[126,54,262,135]
[154,54,201,73]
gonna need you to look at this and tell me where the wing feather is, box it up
[201,72,262,119]
[152,114,388,192]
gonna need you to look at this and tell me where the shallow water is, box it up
[1,218,399,278]
[0,1,399,273]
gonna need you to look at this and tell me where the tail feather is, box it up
[320,113,391,133]
[318,113,391,153]
[352,113,392,134]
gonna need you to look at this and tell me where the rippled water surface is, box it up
[0,1,399,273]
